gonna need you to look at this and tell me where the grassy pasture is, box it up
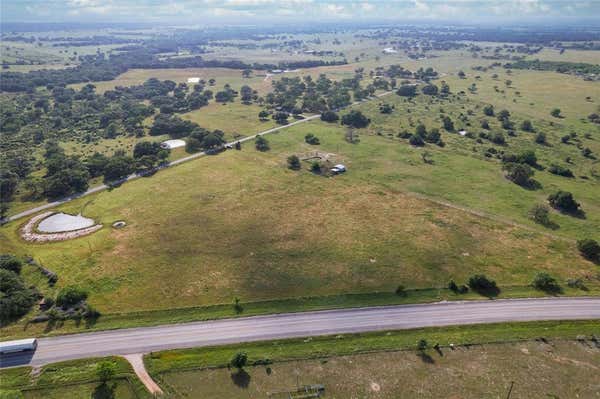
[1,104,597,320]
[157,339,600,398]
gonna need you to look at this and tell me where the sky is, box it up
[2,0,600,24]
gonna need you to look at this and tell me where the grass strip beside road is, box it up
[1,285,599,340]
[145,319,600,375]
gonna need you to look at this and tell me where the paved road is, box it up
[3,92,392,224]
[1,297,598,368]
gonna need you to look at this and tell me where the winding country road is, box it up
[3,92,393,224]
[1,297,599,368]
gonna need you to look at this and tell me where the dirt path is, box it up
[123,353,163,396]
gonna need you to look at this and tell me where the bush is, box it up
[230,352,248,369]
[534,132,547,145]
[320,111,339,122]
[409,134,425,146]
[421,84,438,95]
[528,204,551,226]
[577,239,600,262]
[304,133,320,145]
[287,155,301,170]
[0,255,22,274]
[255,136,270,152]
[548,164,573,178]
[96,361,117,382]
[520,120,533,132]
[532,272,561,294]
[468,274,499,296]
[502,162,534,187]
[548,191,581,214]
[56,286,88,308]
[448,280,458,292]
[310,161,321,174]
[417,339,428,351]
[395,285,407,296]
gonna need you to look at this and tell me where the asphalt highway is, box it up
[1,297,598,368]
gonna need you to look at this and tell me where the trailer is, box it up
[0,338,38,354]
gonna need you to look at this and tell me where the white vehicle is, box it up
[331,164,346,173]
[0,338,38,354]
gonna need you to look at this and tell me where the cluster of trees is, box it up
[0,255,37,326]
[402,123,444,147]
[501,150,538,188]
[505,60,600,80]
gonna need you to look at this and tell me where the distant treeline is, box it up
[0,49,347,92]
[505,60,600,77]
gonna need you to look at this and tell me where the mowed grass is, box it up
[1,104,598,319]
[181,101,278,139]
[157,338,600,398]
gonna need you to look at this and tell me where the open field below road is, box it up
[158,339,600,399]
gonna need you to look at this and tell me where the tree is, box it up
[442,116,454,131]
[0,255,22,274]
[133,141,164,159]
[550,108,562,118]
[242,69,252,78]
[409,134,425,146]
[396,84,417,97]
[548,191,581,214]
[417,339,428,351]
[255,136,270,152]
[103,156,134,182]
[96,361,116,383]
[341,110,370,128]
[483,104,494,117]
[395,285,407,296]
[0,269,36,326]
[304,133,320,145]
[521,120,533,132]
[240,85,253,103]
[415,124,427,137]
[234,141,242,150]
[320,110,339,122]
[273,112,289,125]
[310,161,321,173]
[85,153,109,178]
[534,132,547,145]
[287,155,301,170]
[528,204,551,226]
[230,352,248,369]
[258,110,269,121]
[577,239,600,262]
[468,274,499,296]
[421,84,438,95]
[0,171,18,202]
[457,70,466,79]
[502,162,534,187]
[532,272,561,293]
[56,286,88,308]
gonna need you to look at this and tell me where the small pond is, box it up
[37,213,96,233]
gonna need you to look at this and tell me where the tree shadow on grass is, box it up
[417,351,435,364]
[231,369,251,388]
[93,382,116,399]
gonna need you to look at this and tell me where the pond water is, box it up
[37,213,96,233]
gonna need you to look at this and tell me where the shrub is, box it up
[548,191,581,214]
[550,108,561,118]
[483,104,494,116]
[577,239,600,262]
[448,280,458,292]
[0,255,22,274]
[320,111,339,122]
[520,120,533,132]
[502,162,534,187]
[548,164,573,178]
[395,285,407,296]
[468,274,499,296]
[310,162,321,174]
[255,136,270,152]
[56,286,88,308]
[528,204,551,226]
[534,132,547,145]
[287,155,301,170]
[230,352,248,369]
[532,272,561,294]
[233,297,244,314]
[304,133,320,145]
[409,134,425,146]
[417,339,428,351]
[96,361,116,382]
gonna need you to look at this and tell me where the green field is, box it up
[147,320,600,398]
